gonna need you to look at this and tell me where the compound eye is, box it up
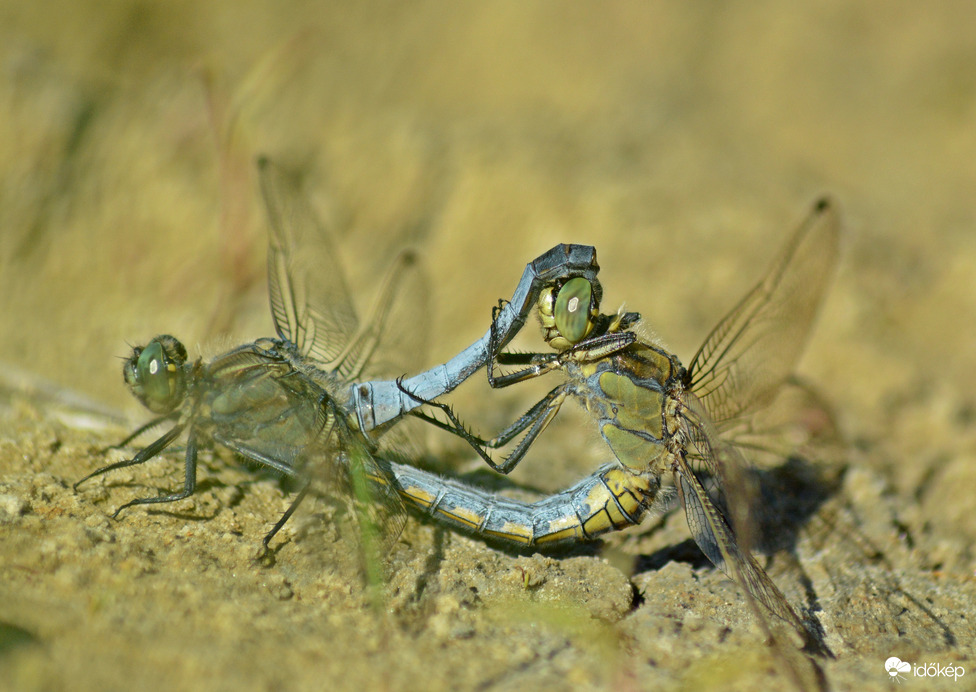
[554,277,593,345]
[140,341,175,402]
[130,337,186,413]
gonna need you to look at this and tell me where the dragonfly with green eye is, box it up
[74,156,603,553]
[399,199,839,651]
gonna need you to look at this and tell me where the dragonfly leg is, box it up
[487,301,638,389]
[565,330,638,362]
[488,331,637,389]
[261,482,311,553]
[486,300,561,387]
[74,423,184,490]
[99,413,178,454]
[108,432,199,518]
[487,355,562,387]
[398,377,570,474]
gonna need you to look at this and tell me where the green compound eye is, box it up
[127,336,187,414]
[554,277,593,345]
[138,341,176,404]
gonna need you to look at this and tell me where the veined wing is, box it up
[676,390,809,634]
[677,389,835,692]
[258,155,430,388]
[258,156,359,365]
[208,345,409,550]
[328,424,409,557]
[330,248,430,385]
[335,249,431,520]
[687,198,840,429]
[206,345,337,476]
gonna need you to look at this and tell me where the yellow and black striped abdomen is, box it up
[378,459,660,547]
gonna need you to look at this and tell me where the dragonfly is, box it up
[399,198,839,652]
[74,155,604,553]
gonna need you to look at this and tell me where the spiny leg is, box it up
[99,413,179,454]
[75,423,184,490]
[487,299,638,388]
[396,300,637,473]
[108,431,200,518]
[487,300,559,387]
[398,377,570,474]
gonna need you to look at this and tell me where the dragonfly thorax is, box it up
[123,334,190,414]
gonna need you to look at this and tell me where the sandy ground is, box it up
[2,3,975,690]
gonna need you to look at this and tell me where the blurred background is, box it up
[3,1,973,421]
[1,2,974,689]
[4,0,974,502]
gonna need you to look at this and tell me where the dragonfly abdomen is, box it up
[376,460,660,547]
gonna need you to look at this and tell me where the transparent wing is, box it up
[207,346,407,551]
[677,390,810,634]
[328,249,430,546]
[295,403,409,556]
[722,377,847,470]
[331,249,430,384]
[335,432,409,558]
[687,198,840,429]
[258,156,359,364]
[206,346,335,473]
[256,154,438,557]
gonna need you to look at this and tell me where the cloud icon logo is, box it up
[886,657,911,681]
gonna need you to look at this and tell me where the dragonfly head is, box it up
[123,335,189,414]
[537,276,601,350]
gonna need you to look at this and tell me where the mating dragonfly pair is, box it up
[76,157,838,650]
